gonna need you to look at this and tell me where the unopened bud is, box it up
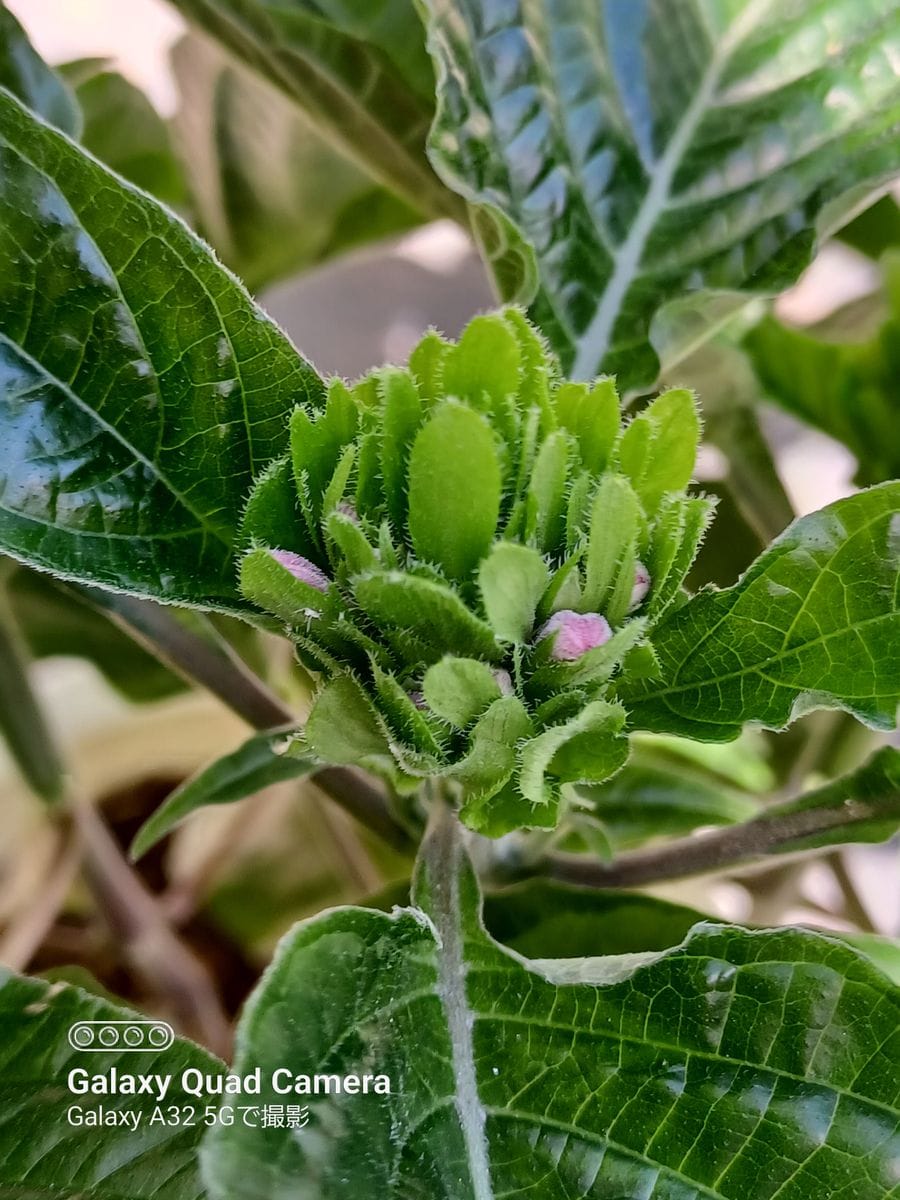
[628,561,651,612]
[537,610,612,661]
[270,549,330,593]
[408,690,427,711]
[335,500,359,523]
[493,669,513,696]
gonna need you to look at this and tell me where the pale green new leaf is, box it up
[0,88,322,611]
[421,0,900,389]
[203,814,900,1199]
[623,483,900,738]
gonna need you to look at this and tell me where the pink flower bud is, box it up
[628,561,651,612]
[493,669,513,696]
[537,610,612,661]
[408,690,427,710]
[335,500,359,523]
[270,549,330,593]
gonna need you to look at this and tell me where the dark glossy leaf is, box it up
[421,0,900,388]
[168,0,459,222]
[60,58,186,206]
[171,32,420,291]
[0,88,322,610]
[842,933,900,985]
[203,813,900,1199]
[0,2,79,134]
[0,966,223,1199]
[131,728,314,859]
[623,484,900,739]
[747,252,900,486]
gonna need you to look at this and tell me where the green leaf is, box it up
[519,699,628,806]
[0,88,322,611]
[841,933,900,985]
[423,655,502,728]
[421,0,900,389]
[407,402,502,580]
[240,548,331,627]
[167,0,458,224]
[553,378,619,473]
[746,251,900,486]
[838,193,900,259]
[61,59,186,205]
[131,729,314,859]
[353,570,501,662]
[305,675,393,768]
[575,760,759,850]
[454,695,536,834]
[379,366,423,532]
[582,474,640,613]
[478,542,548,643]
[202,814,900,1200]
[623,483,900,739]
[483,880,706,959]
[0,2,79,134]
[617,389,700,514]
[0,967,223,1200]
[170,32,419,291]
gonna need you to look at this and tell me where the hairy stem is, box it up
[540,789,895,889]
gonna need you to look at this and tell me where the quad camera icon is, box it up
[67,1020,174,1052]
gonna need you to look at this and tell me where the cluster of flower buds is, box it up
[239,309,711,834]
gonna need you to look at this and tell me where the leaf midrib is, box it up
[570,0,777,379]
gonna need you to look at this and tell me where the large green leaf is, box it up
[203,810,900,1199]
[623,484,900,739]
[746,251,900,486]
[421,0,900,389]
[60,58,187,207]
[0,1,79,135]
[171,32,420,291]
[0,87,322,610]
[168,0,460,222]
[0,966,224,1200]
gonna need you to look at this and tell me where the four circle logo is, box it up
[67,1021,174,1052]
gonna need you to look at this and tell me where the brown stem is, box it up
[71,794,233,1058]
[0,826,82,971]
[541,796,887,890]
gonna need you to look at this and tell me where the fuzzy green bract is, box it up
[239,311,712,834]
